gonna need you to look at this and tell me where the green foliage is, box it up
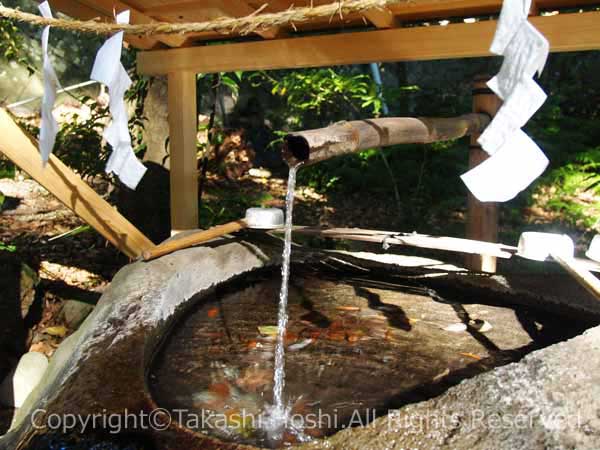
[52,97,111,177]
[253,68,381,128]
[125,71,150,160]
[0,242,17,252]
[200,188,273,228]
[0,156,16,178]
[19,88,148,181]
[198,71,242,100]
[523,79,600,232]
[0,17,34,74]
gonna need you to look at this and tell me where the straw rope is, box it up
[0,0,408,36]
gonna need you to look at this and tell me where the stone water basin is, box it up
[2,237,599,450]
[149,265,589,448]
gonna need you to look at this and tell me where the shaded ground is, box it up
[0,178,123,385]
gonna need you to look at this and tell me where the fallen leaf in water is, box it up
[197,331,225,339]
[444,323,467,333]
[282,430,300,445]
[284,331,298,345]
[433,368,450,382]
[306,329,323,340]
[236,367,272,392]
[207,307,219,318]
[43,326,68,337]
[469,319,493,332]
[258,325,278,336]
[346,334,359,343]
[328,320,345,330]
[384,329,393,341]
[209,382,231,397]
[326,330,346,341]
[288,338,313,351]
[336,306,360,312]
[29,341,54,356]
[191,390,221,409]
[460,352,482,360]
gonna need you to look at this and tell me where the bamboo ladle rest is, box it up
[142,208,284,261]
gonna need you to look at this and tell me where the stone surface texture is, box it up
[300,325,600,450]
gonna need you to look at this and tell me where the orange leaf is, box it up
[207,307,219,318]
[208,382,230,397]
[284,331,298,345]
[326,331,346,341]
[460,352,482,360]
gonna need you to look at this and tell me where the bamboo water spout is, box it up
[282,114,491,166]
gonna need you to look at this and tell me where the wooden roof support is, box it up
[363,7,401,28]
[138,10,600,75]
[213,0,287,39]
[168,72,199,234]
[465,76,502,273]
[50,0,159,49]
[387,0,600,20]
[0,108,155,259]
[74,0,187,48]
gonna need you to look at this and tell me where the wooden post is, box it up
[167,71,198,234]
[465,76,502,272]
[0,108,154,259]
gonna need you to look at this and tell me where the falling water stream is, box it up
[264,163,302,439]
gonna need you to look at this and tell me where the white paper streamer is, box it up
[38,1,60,166]
[487,21,549,100]
[461,0,550,202]
[91,10,146,189]
[461,130,548,202]
[490,0,532,55]
[478,78,547,154]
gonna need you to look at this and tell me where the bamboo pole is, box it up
[282,114,490,166]
[291,227,517,258]
[551,254,600,301]
[142,220,247,261]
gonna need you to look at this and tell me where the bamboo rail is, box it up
[142,220,247,261]
[282,114,490,166]
[291,227,517,258]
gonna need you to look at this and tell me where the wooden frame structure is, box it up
[6,0,600,268]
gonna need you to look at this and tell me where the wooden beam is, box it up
[50,0,159,50]
[0,108,154,259]
[363,8,401,28]
[387,0,600,20]
[138,11,600,75]
[213,0,286,39]
[389,0,502,21]
[75,0,187,48]
[167,72,198,234]
[145,0,285,39]
[465,77,502,273]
